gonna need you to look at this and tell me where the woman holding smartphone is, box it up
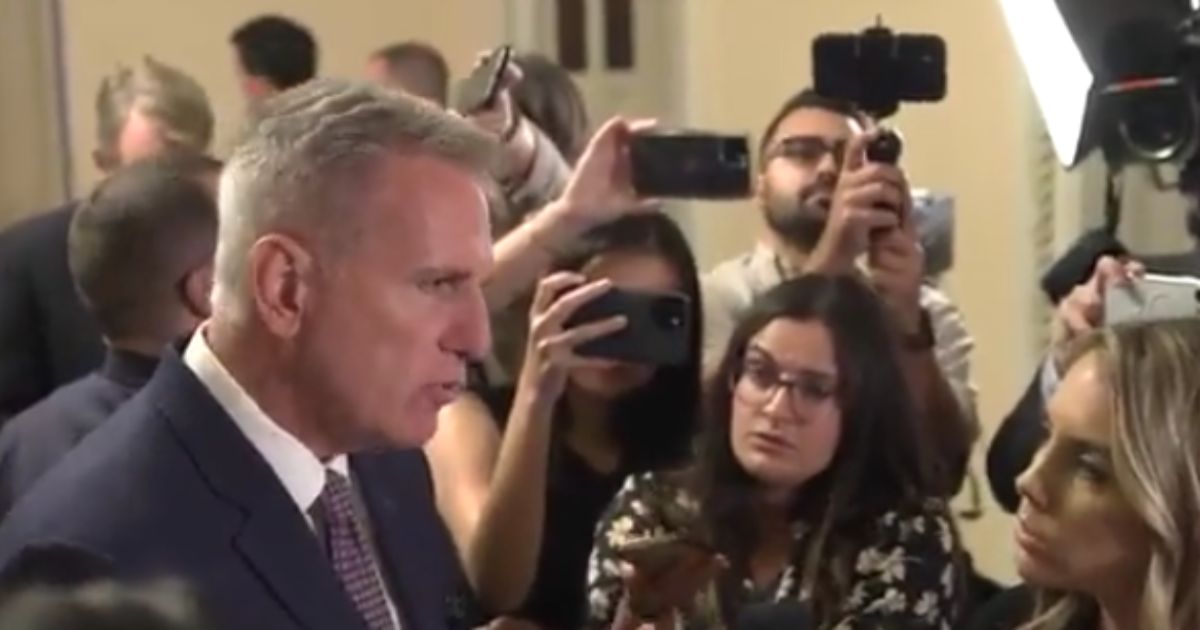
[586,275,963,630]
[427,213,703,630]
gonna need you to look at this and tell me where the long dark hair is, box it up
[695,274,940,623]
[552,213,702,471]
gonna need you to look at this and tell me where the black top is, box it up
[478,385,628,630]
[967,585,1098,630]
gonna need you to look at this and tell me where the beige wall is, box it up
[59,0,505,194]
[0,0,67,226]
[675,0,1042,582]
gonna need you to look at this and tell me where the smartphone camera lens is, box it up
[652,299,686,330]
[720,138,749,167]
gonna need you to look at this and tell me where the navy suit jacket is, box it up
[0,204,105,421]
[0,349,158,519]
[0,348,460,630]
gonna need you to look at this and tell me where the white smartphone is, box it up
[1104,273,1200,325]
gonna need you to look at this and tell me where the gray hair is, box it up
[95,56,214,155]
[213,77,496,316]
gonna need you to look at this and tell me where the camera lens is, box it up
[1113,82,1198,161]
[651,298,686,329]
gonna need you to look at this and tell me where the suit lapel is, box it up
[353,453,442,630]
[234,504,365,630]
[152,350,366,630]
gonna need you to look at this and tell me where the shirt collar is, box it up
[100,347,160,389]
[183,327,347,514]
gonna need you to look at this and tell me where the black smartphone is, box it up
[454,45,513,113]
[563,288,692,366]
[629,132,751,199]
[812,24,946,118]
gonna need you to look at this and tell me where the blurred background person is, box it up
[0,57,213,422]
[971,319,1200,630]
[0,154,219,518]
[230,14,317,105]
[367,40,450,107]
[427,213,702,630]
[586,275,963,629]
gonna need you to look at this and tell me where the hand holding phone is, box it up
[615,533,724,624]
[1104,273,1200,325]
[613,533,714,575]
[519,273,628,398]
[455,45,513,113]
[562,287,692,365]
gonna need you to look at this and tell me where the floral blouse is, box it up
[585,472,962,630]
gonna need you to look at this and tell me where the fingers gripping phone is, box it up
[1104,274,1200,325]
[613,533,714,576]
[455,45,512,113]
[563,288,692,366]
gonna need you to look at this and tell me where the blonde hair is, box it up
[213,77,496,318]
[1023,318,1200,630]
[95,56,214,154]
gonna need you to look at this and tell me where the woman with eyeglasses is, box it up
[585,274,964,630]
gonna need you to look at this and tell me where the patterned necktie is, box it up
[317,469,399,630]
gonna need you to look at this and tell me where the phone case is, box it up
[454,46,511,113]
[564,288,692,365]
[613,534,711,574]
[1104,274,1200,325]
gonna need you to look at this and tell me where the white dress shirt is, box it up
[183,330,401,627]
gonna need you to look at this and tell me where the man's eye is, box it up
[421,277,461,294]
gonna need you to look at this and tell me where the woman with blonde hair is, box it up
[972,318,1200,630]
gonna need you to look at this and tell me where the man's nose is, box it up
[444,287,492,362]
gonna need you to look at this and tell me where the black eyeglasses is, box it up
[731,345,838,414]
[765,135,848,167]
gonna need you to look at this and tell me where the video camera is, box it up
[1000,0,1200,172]
[812,19,948,166]
[812,19,947,121]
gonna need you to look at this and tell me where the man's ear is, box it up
[753,170,770,208]
[181,263,214,320]
[92,148,119,174]
[248,235,314,338]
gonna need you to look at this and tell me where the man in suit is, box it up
[0,57,214,421]
[0,78,499,630]
[0,154,220,517]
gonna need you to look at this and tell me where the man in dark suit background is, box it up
[0,79,500,630]
[0,56,213,421]
[0,154,220,518]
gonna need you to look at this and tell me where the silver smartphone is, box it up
[1104,273,1200,325]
